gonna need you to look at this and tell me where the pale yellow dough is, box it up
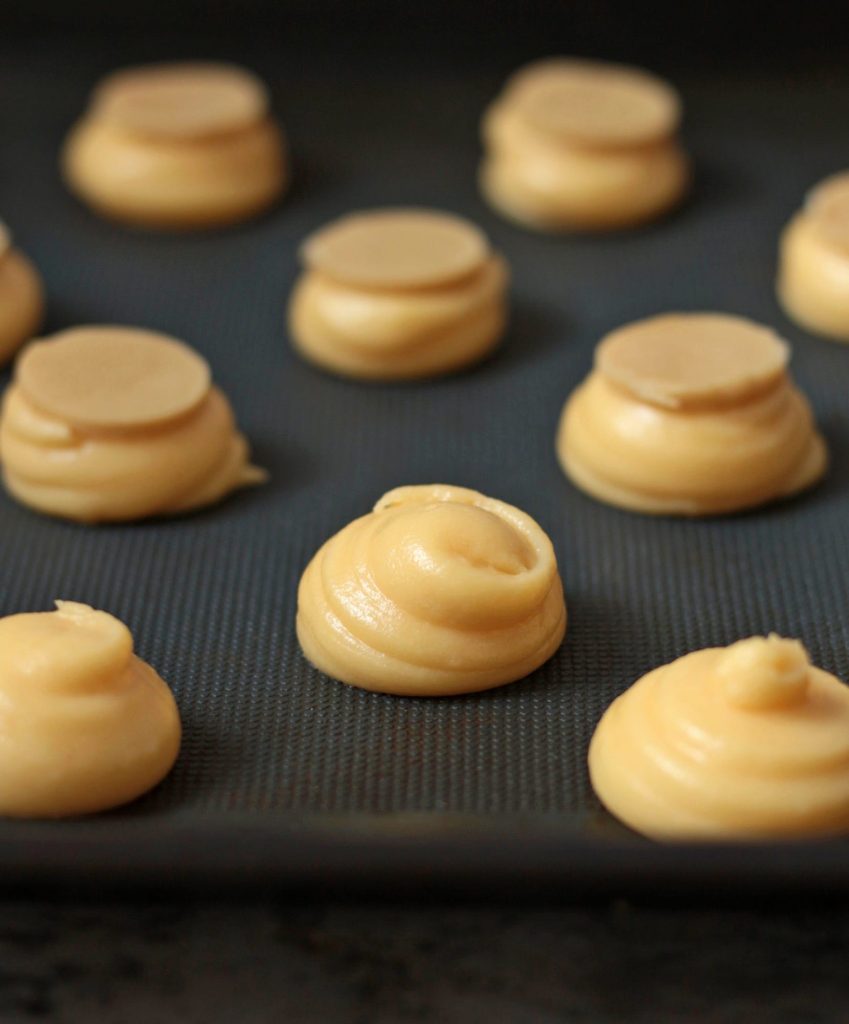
[288,209,509,379]
[557,313,826,516]
[62,62,287,229]
[480,58,689,231]
[297,485,567,696]
[0,325,266,522]
[0,222,44,366]
[0,601,180,818]
[589,635,849,840]
[778,172,849,341]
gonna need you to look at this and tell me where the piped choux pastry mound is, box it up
[0,222,44,366]
[63,62,287,229]
[288,209,509,379]
[0,325,266,522]
[557,313,827,516]
[297,485,567,696]
[480,58,689,232]
[778,172,849,341]
[0,601,180,818]
[589,635,849,840]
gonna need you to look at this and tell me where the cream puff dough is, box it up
[0,222,44,366]
[63,62,287,229]
[297,485,566,696]
[778,172,849,341]
[590,635,849,840]
[288,209,509,379]
[480,58,689,231]
[0,325,266,522]
[0,601,180,818]
[557,313,826,515]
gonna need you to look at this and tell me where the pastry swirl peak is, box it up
[0,601,180,818]
[297,485,567,696]
[589,636,849,839]
[718,634,809,710]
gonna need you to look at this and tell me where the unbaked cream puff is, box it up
[297,484,566,696]
[288,209,509,379]
[0,325,266,522]
[778,172,849,341]
[0,601,180,818]
[556,313,826,515]
[0,221,44,366]
[589,635,849,840]
[480,58,689,231]
[63,62,287,229]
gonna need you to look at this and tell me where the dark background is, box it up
[3,0,849,73]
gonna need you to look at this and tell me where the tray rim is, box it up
[5,52,849,905]
[3,814,849,899]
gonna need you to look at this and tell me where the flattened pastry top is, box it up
[301,209,491,290]
[18,326,212,430]
[506,58,681,148]
[92,62,268,139]
[596,313,790,408]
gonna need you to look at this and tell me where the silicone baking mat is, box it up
[2,41,849,895]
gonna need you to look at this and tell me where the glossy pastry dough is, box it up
[0,325,266,522]
[0,601,180,818]
[297,485,567,695]
[288,209,509,379]
[557,313,826,515]
[63,62,287,229]
[589,635,849,840]
[480,58,689,231]
[0,222,44,366]
[778,172,849,341]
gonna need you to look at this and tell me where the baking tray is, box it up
[2,39,849,898]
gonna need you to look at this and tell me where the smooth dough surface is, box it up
[297,484,567,696]
[0,601,180,818]
[62,62,287,229]
[589,635,849,840]
[557,313,827,516]
[479,58,688,231]
[0,325,265,522]
[0,223,45,366]
[290,210,508,379]
[778,172,849,341]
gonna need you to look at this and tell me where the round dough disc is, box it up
[596,313,790,408]
[806,172,849,253]
[508,59,681,148]
[18,326,212,429]
[301,209,491,290]
[92,62,268,139]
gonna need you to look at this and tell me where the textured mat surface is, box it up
[2,42,849,889]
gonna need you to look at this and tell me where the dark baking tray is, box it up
[2,39,849,898]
